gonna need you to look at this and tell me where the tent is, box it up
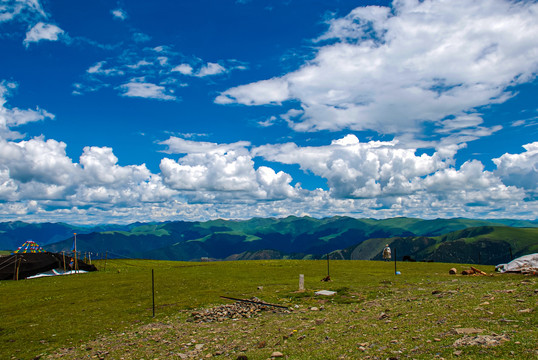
[496,253,538,274]
[0,252,97,280]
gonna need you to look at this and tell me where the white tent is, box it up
[496,253,538,273]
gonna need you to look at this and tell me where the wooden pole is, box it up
[152,269,155,318]
[327,253,330,277]
[13,255,18,281]
[394,248,397,275]
[220,296,289,309]
[62,251,66,272]
[74,233,78,272]
[15,257,22,281]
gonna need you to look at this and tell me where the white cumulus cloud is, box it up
[24,22,64,46]
[79,146,149,186]
[217,0,538,136]
[159,139,297,200]
[0,0,46,23]
[160,136,250,154]
[10,137,76,185]
[196,62,226,77]
[215,77,290,105]
[171,63,193,75]
[0,82,54,139]
[254,134,449,198]
[493,142,538,195]
[111,8,127,21]
[119,80,176,100]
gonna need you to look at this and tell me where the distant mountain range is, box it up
[1,217,537,265]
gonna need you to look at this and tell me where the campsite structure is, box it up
[0,239,97,280]
[0,252,97,280]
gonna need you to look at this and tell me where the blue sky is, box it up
[0,0,537,224]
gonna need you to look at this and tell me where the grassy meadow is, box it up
[0,259,536,359]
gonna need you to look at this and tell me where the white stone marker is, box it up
[299,274,305,291]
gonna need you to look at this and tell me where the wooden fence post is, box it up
[152,269,155,318]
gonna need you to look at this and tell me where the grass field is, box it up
[0,259,536,359]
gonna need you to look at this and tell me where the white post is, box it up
[299,274,305,291]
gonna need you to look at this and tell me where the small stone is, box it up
[453,350,462,356]
[378,312,389,320]
[270,351,284,358]
[195,344,204,350]
[358,346,366,352]
[310,307,319,311]
[518,308,532,313]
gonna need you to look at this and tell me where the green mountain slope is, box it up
[338,226,538,265]
[2,217,536,264]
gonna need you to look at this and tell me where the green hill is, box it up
[337,226,538,265]
[2,217,536,264]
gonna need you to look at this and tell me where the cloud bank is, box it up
[217,0,538,137]
[1,78,536,224]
